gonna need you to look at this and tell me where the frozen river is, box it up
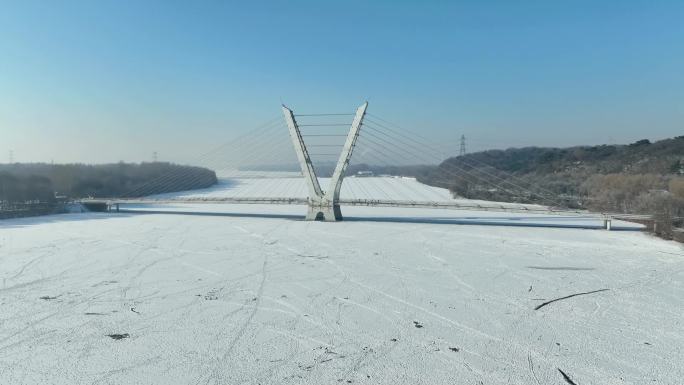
[0,177,681,384]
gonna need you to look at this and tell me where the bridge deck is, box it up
[81,197,604,217]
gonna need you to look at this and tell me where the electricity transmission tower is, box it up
[459,135,466,156]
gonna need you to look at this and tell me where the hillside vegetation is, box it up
[419,136,684,238]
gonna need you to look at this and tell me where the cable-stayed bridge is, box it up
[83,102,624,229]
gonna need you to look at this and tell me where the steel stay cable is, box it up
[149,120,292,189]
[345,158,375,199]
[362,122,565,208]
[122,116,283,197]
[358,130,547,207]
[363,121,563,205]
[352,145,434,202]
[123,115,283,196]
[130,122,287,197]
[212,129,295,177]
[365,115,563,203]
[364,117,553,195]
[354,139,580,212]
[217,136,300,198]
[352,141,436,203]
[135,121,290,197]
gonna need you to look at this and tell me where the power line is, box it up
[360,121,567,208]
[363,115,566,207]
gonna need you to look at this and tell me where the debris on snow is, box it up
[558,368,579,385]
[107,333,130,340]
[535,289,609,310]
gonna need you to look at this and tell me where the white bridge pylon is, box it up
[282,102,368,221]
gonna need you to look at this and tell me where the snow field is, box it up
[0,176,681,384]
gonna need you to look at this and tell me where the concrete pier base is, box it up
[306,204,342,222]
[603,219,612,230]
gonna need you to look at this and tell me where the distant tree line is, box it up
[0,173,55,203]
[0,162,217,205]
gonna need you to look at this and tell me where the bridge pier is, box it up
[603,218,612,230]
[107,203,120,212]
[306,201,342,222]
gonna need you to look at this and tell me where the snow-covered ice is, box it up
[1,176,682,384]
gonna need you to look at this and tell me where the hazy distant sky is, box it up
[1,0,683,164]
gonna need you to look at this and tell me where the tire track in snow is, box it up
[205,222,287,385]
[349,279,501,342]
[211,255,268,385]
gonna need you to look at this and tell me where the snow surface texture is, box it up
[1,177,682,384]
[153,175,456,202]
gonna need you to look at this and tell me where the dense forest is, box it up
[416,136,684,239]
[422,136,683,202]
[0,162,217,204]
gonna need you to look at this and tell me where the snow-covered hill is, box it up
[0,176,681,384]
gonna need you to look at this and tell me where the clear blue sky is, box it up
[1,0,682,164]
